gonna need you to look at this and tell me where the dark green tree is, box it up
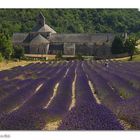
[13,45,24,60]
[124,37,137,60]
[111,36,124,54]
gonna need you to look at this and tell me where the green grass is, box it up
[131,54,140,61]
[114,54,140,62]
[119,89,132,99]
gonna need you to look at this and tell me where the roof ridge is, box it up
[30,33,49,45]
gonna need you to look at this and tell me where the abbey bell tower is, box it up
[37,12,45,27]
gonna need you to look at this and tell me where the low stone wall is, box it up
[24,54,56,60]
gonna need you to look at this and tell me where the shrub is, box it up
[55,52,62,60]
[76,54,84,60]
[13,45,24,60]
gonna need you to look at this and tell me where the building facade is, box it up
[13,12,126,57]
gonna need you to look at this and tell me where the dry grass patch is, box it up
[43,119,62,130]
[0,61,32,71]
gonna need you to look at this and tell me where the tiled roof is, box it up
[30,34,49,45]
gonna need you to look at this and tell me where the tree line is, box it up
[0,9,140,36]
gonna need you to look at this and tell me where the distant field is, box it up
[0,54,140,71]
[0,60,139,130]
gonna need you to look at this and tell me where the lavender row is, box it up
[0,63,70,130]
[90,61,139,98]
[12,63,69,111]
[86,61,140,129]
[0,79,34,101]
[58,103,123,130]
[46,62,76,117]
[83,61,122,110]
[0,63,41,80]
[75,62,96,106]
[59,62,123,130]
[106,63,140,90]
[0,78,46,115]
[0,62,50,81]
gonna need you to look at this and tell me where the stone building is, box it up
[13,12,126,57]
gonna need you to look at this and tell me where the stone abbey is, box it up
[13,12,127,57]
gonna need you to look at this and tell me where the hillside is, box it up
[0,9,140,36]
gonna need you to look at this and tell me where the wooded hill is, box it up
[0,9,140,36]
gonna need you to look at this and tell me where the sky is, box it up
[0,0,140,8]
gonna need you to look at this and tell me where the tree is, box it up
[4,39,13,59]
[0,33,13,59]
[0,53,3,62]
[111,36,124,54]
[13,45,24,60]
[124,37,137,60]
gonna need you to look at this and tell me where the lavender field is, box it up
[0,60,140,130]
